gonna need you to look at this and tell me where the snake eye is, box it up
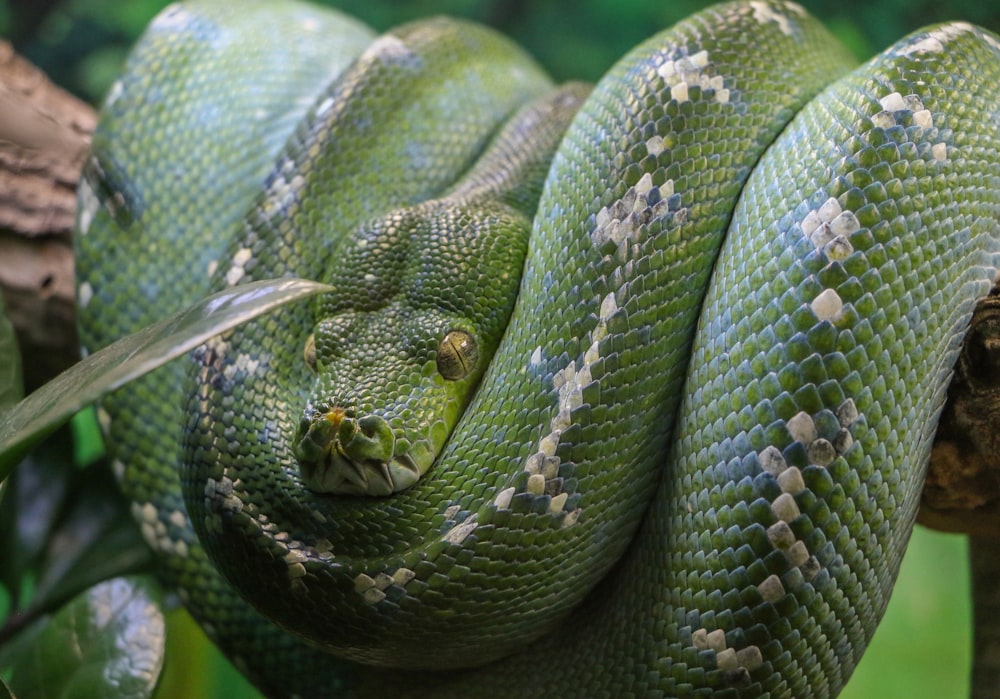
[436,330,478,381]
[304,333,317,371]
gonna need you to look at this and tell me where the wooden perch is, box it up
[921,291,1000,537]
[0,42,996,536]
[0,39,93,391]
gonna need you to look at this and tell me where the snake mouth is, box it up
[293,408,421,496]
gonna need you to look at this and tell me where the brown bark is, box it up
[920,291,1000,538]
[0,39,94,391]
[0,43,997,537]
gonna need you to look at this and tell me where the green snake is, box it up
[74,0,1000,696]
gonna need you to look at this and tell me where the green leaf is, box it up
[0,425,148,660]
[0,433,75,608]
[0,575,164,699]
[0,293,22,410]
[0,277,332,479]
[0,675,15,699]
[31,459,152,616]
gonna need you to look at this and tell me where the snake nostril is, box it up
[358,414,384,438]
[293,418,332,466]
[344,414,394,462]
[292,407,351,458]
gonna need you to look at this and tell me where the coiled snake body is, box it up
[75,0,1000,696]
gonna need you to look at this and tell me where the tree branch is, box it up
[0,39,94,391]
[920,290,1000,538]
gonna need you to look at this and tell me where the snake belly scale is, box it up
[75,0,1000,697]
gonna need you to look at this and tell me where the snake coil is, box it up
[76,0,1000,696]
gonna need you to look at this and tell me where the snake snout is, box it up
[293,408,414,496]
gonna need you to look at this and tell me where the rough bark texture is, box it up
[919,290,1000,538]
[0,39,94,391]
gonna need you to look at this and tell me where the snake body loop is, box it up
[76,0,1000,696]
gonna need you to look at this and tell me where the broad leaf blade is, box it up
[1,575,164,699]
[0,278,331,478]
[0,433,74,608]
[33,458,152,611]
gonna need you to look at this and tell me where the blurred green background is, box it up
[4,0,1000,103]
[1,0,991,696]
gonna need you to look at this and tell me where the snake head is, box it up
[288,198,529,497]
[293,408,421,496]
